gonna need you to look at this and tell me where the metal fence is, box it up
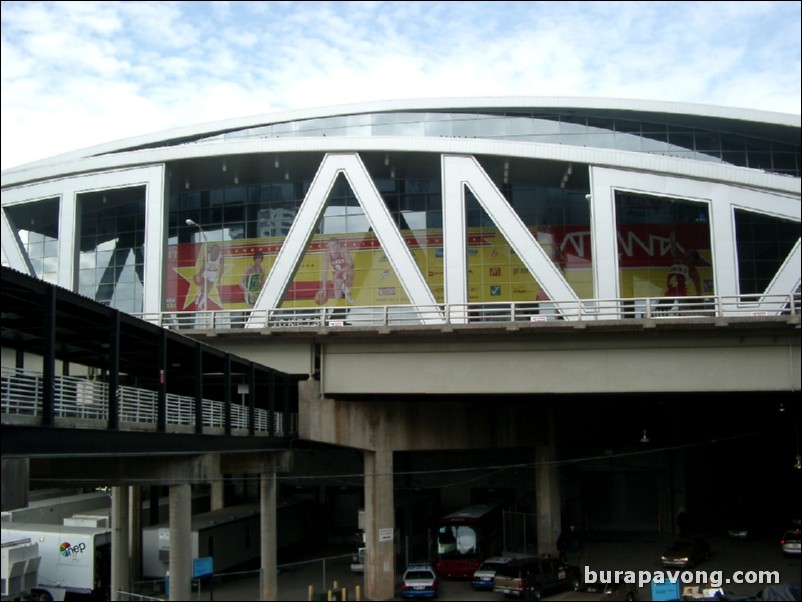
[135,292,801,332]
[1,366,296,435]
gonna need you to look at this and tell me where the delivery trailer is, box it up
[142,499,313,579]
[1,523,110,601]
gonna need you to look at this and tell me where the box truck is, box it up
[1,537,40,601]
[1,523,110,601]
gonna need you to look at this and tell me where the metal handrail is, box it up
[135,292,801,331]
[1,366,293,436]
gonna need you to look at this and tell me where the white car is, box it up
[401,563,439,598]
[781,529,801,556]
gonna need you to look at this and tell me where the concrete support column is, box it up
[111,486,130,601]
[535,406,560,558]
[168,483,192,601]
[260,471,278,601]
[0,459,29,511]
[129,486,142,582]
[209,454,225,511]
[211,480,225,511]
[364,449,395,601]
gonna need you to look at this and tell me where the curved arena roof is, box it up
[2,96,800,190]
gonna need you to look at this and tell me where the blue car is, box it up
[401,563,439,598]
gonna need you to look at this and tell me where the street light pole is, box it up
[186,219,208,312]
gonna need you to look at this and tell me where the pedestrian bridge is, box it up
[0,266,298,461]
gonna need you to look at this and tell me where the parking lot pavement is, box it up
[188,533,800,601]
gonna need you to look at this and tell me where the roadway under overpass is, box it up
[191,312,800,600]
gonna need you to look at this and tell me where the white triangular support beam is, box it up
[247,153,441,328]
[442,155,580,321]
[0,207,36,275]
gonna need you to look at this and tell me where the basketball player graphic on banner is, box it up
[317,237,355,305]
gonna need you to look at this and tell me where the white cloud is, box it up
[1,0,799,170]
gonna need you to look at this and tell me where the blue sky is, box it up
[1,0,800,170]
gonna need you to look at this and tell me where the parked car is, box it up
[471,556,513,590]
[726,526,751,540]
[780,528,801,556]
[401,562,439,598]
[493,556,581,600]
[573,583,638,601]
[661,538,711,568]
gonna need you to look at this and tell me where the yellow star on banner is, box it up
[175,247,224,310]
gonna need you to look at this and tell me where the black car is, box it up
[661,538,711,568]
[493,557,581,600]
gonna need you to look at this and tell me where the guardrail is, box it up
[1,366,296,435]
[136,292,801,331]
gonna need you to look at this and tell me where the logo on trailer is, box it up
[60,541,87,557]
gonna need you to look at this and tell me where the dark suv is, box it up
[493,557,581,600]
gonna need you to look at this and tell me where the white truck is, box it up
[0,523,111,602]
[1,538,40,601]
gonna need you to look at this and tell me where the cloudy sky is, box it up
[1,0,800,171]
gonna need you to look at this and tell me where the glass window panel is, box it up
[721,150,746,166]
[586,132,616,149]
[616,193,712,302]
[530,118,561,135]
[641,137,670,152]
[615,119,641,134]
[694,131,720,151]
[372,122,425,136]
[209,189,225,206]
[746,152,773,171]
[450,118,478,137]
[772,152,798,173]
[586,117,615,131]
[720,134,745,152]
[225,186,247,204]
[559,120,587,135]
[372,113,402,125]
[615,133,642,152]
[668,129,695,149]
[346,113,373,127]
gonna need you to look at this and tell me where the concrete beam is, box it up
[28,454,221,486]
[220,451,293,475]
[299,380,541,451]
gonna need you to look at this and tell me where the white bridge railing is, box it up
[1,366,295,435]
[138,292,800,331]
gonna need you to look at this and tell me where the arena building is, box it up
[2,97,800,600]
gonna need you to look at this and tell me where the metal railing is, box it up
[136,292,801,331]
[1,366,296,436]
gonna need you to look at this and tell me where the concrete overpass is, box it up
[3,264,800,600]
[188,307,800,600]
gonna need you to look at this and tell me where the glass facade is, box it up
[615,192,712,302]
[77,187,146,313]
[3,197,60,284]
[166,153,593,313]
[203,111,801,177]
[2,104,798,321]
[734,210,800,295]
